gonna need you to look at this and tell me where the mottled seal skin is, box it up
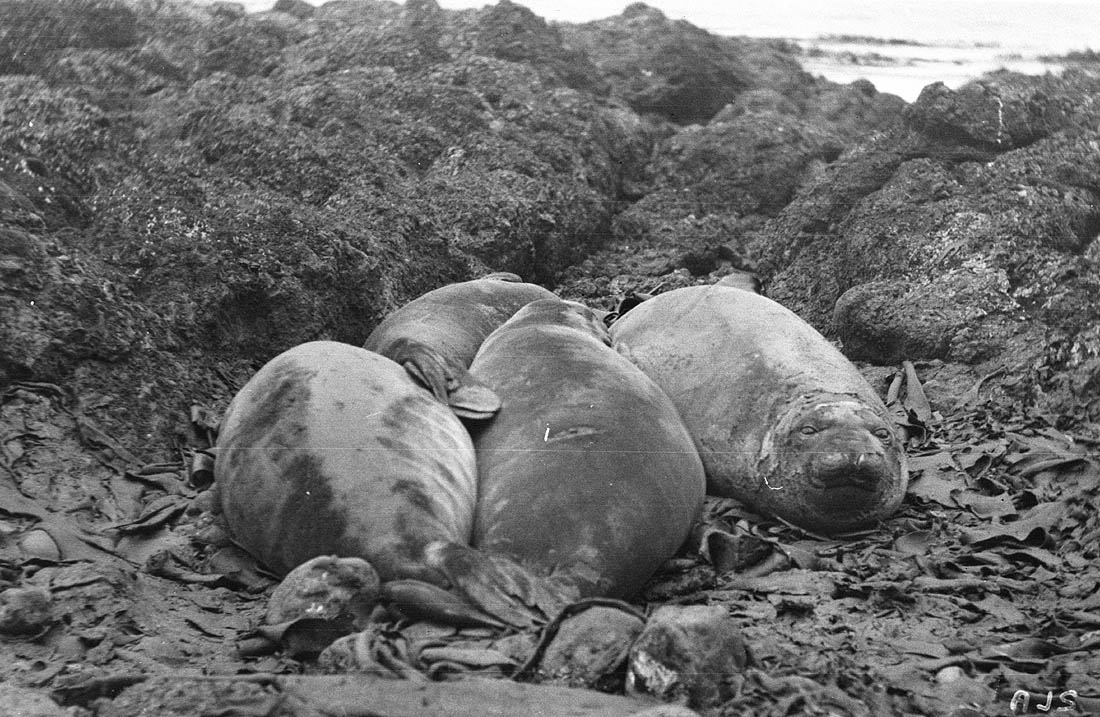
[609,285,908,535]
[215,341,477,581]
[466,299,706,599]
[364,273,556,370]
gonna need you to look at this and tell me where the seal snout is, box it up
[810,449,891,491]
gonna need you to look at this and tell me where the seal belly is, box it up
[469,300,705,599]
[215,341,477,580]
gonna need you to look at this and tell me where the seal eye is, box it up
[873,427,892,440]
[799,425,818,436]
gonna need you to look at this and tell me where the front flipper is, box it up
[425,541,580,631]
[386,338,501,420]
[382,579,508,629]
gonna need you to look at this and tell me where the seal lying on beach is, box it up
[364,272,555,368]
[609,285,908,534]
[362,273,555,420]
[215,341,479,583]
[426,299,705,622]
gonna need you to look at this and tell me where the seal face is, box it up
[610,285,908,535]
[215,341,478,581]
[363,274,556,371]
[466,299,706,599]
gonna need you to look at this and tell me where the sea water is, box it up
[706,0,1099,100]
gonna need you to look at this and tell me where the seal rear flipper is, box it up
[382,579,508,629]
[425,542,580,631]
[387,338,501,420]
[445,380,502,421]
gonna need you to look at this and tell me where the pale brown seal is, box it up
[609,285,908,534]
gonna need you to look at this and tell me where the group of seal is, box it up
[215,272,908,627]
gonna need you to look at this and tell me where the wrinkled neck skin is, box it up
[753,393,909,534]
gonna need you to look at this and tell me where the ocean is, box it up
[705,0,1100,100]
[197,0,1100,101]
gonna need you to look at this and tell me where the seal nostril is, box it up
[814,452,889,490]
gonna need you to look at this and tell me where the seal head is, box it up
[757,398,908,533]
[364,273,556,371]
[610,284,909,535]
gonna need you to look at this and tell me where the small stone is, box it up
[18,529,61,561]
[0,587,52,635]
[266,555,381,626]
[936,665,966,684]
[627,605,750,708]
[630,705,703,717]
[538,603,645,689]
[55,634,87,662]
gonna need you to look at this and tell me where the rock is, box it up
[0,683,68,717]
[273,0,315,20]
[0,0,658,453]
[0,0,137,75]
[463,0,605,93]
[536,603,646,689]
[0,586,53,635]
[626,605,750,708]
[832,265,1026,365]
[759,70,1100,425]
[18,529,62,561]
[266,555,381,626]
[905,73,1089,150]
[561,3,808,124]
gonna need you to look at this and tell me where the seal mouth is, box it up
[805,448,897,492]
[806,462,890,493]
[812,485,886,513]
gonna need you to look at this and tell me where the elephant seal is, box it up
[364,273,556,371]
[609,285,908,535]
[215,341,479,583]
[430,299,705,613]
[363,273,555,420]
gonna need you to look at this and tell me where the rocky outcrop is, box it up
[758,70,1100,422]
[4,0,1098,449]
[0,0,659,449]
[555,71,905,305]
[560,3,806,124]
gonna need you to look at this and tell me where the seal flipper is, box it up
[425,541,580,630]
[386,338,501,420]
[382,579,508,629]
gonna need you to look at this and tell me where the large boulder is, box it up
[560,3,808,124]
[759,70,1100,423]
